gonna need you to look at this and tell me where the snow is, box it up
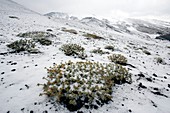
[0,0,170,113]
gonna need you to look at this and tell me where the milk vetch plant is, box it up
[60,43,87,59]
[108,54,127,64]
[39,61,131,111]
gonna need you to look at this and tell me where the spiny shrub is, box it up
[34,38,52,46]
[155,57,164,64]
[104,45,114,51]
[7,39,36,53]
[91,48,108,55]
[62,28,78,34]
[108,54,127,64]
[60,44,86,59]
[39,61,131,111]
[17,31,56,38]
[83,33,104,39]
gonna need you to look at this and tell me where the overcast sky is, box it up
[13,0,170,20]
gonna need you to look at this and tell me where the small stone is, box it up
[77,111,83,113]
[11,69,16,72]
[153,88,158,91]
[30,110,34,113]
[138,73,145,77]
[128,109,132,112]
[25,84,29,89]
[1,72,5,75]
[11,62,17,65]
[168,84,170,88]
[7,111,10,113]
[139,83,147,89]
[21,108,24,111]
[43,110,48,113]
[122,104,124,106]
[153,73,157,77]
[164,76,167,79]
[146,78,152,82]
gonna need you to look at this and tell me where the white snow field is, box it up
[0,0,170,113]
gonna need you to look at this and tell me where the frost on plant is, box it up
[62,28,78,34]
[7,39,38,53]
[91,48,108,55]
[104,45,114,51]
[60,44,87,59]
[155,57,165,64]
[108,54,127,64]
[39,61,131,111]
[83,33,104,39]
[34,38,52,46]
[17,31,56,38]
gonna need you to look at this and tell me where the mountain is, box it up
[0,0,170,113]
[44,12,78,20]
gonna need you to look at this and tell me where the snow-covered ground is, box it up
[0,0,170,113]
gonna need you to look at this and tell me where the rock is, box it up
[151,91,168,98]
[138,73,145,77]
[25,84,29,89]
[138,83,147,89]
[47,29,53,32]
[153,73,158,77]
[11,69,16,72]
[146,78,152,82]
[168,84,170,88]
[30,110,34,113]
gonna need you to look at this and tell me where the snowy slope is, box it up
[0,0,170,113]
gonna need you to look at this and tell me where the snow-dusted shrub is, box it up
[34,38,52,46]
[83,33,104,39]
[60,44,86,59]
[40,61,131,111]
[17,31,56,38]
[7,39,36,53]
[108,54,127,64]
[155,57,165,64]
[104,45,115,51]
[91,48,108,55]
[62,28,78,34]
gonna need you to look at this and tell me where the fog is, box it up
[13,0,170,20]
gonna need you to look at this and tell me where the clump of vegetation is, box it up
[17,31,56,38]
[39,61,131,111]
[62,28,78,34]
[143,50,151,55]
[108,54,127,64]
[104,45,114,51]
[91,48,108,55]
[33,38,52,46]
[83,33,104,39]
[155,57,164,64]
[7,39,38,53]
[60,44,87,59]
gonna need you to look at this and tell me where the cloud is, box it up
[13,0,170,19]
